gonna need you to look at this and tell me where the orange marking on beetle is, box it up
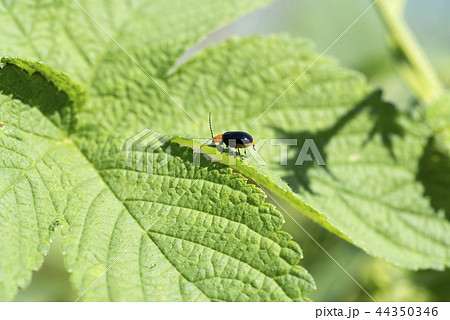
[212,134,223,144]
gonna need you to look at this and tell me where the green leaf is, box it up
[74,135,314,301]
[0,0,270,84]
[0,59,313,301]
[150,37,449,270]
[0,77,91,300]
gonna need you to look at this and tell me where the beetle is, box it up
[202,112,256,158]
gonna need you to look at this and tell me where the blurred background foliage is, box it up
[14,0,450,301]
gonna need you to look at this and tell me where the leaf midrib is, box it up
[98,164,297,300]
[0,105,210,299]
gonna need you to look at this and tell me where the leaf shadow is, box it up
[416,138,450,220]
[270,89,405,194]
[0,62,75,133]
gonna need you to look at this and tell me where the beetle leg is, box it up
[253,145,256,151]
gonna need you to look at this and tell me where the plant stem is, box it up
[376,0,444,104]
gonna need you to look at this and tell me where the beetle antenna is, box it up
[201,112,214,150]
[209,112,214,139]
